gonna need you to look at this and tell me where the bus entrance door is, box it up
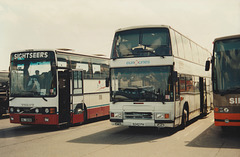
[200,77,207,115]
[58,70,71,125]
[71,70,84,124]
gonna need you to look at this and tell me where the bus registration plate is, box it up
[21,118,33,122]
[132,123,144,126]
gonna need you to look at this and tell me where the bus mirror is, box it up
[172,71,178,82]
[105,77,110,87]
[205,60,210,71]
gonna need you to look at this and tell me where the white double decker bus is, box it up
[110,25,212,128]
[9,49,109,126]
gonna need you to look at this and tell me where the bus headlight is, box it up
[111,112,122,118]
[155,113,170,119]
[156,113,164,119]
[16,108,20,113]
[44,107,56,114]
[224,108,229,113]
[45,108,49,114]
[35,108,39,113]
[10,108,14,113]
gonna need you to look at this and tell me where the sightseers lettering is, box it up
[14,52,48,60]
[229,97,240,105]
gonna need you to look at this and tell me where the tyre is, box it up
[180,109,187,129]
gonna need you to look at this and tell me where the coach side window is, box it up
[180,75,186,92]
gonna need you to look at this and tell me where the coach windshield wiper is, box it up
[131,44,159,55]
[9,97,16,101]
[220,87,240,96]
[42,96,48,102]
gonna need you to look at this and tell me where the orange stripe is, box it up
[214,112,240,120]
[214,112,240,126]
[215,121,240,126]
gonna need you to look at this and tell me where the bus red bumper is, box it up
[214,113,240,126]
[10,113,59,125]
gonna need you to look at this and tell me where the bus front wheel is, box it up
[180,109,188,129]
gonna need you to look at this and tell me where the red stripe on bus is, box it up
[214,112,240,120]
[87,105,109,119]
[215,121,240,126]
[10,113,59,125]
[71,113,84,124]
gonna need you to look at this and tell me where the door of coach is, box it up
[71,69,84,124]
[58,70,71,124]
[200,77,207,114]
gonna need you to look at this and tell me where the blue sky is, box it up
[0,0,239,70]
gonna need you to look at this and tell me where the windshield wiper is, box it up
[131,45,166,58]
[220,87,240,96]
[42,96,48,101]
[9,97,16,101]
[132,44,153,51]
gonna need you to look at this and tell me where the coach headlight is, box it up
[155,113,170,119]
[111,112,122,118]
[16,108,20,113]
[45,108,49,114]
[35,108,39,113]
[224,108,229,113]
[156,113,164,119]
[10,107,14,113]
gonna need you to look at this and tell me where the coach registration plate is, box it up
[21,118,33,122]
[132,123,145,126]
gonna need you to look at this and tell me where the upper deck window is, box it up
[111,28,171,59]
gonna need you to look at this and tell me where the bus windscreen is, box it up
[111,66,173,102]
[213,38,240,94]
[10,51,57,97]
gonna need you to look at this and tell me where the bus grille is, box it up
[124,112,153,119]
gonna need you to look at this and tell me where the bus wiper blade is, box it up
[9,97,16,101]
[132,44,154,51]
[220,87,240,96]
[131,44,158,54]
[42,96,48,102]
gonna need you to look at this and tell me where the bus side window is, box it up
[180,75,186,92]
[175,77,180,100]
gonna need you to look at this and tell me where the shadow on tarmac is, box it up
[68,115,209,145]
[0,116,109,138]
[186,124,240,149]
[68,126,178,145]
[0,124,62,138]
